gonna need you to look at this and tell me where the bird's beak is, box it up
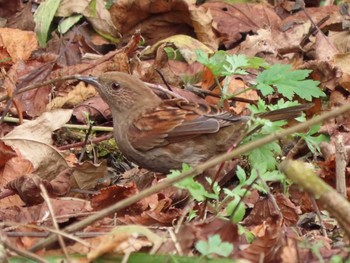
[77,76,99,86]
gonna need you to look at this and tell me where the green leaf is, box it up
[238,224,255,243]
[34,0,61,47]
[260,170,286,182]
[248,142,281,171]
[247,56,270,69]
[308,123,322,136]
[226,196,246,222]
[196,240,210,255]
[235,166,246,184]
[195,235,234,258]
[196,50,227,77]
[256,64,325,101]
[58,15,83,34]
[168,164,217,201]
[163,47,185,61]
[256,82,274,96]
[87,0,98,17]
[222,54,249,76]
[295,123,329,153]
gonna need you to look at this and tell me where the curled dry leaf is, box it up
[46,81,98,110]
[0,141,17,167]
[91,182,142,212]
[0,198,92,225]
[87,225,162,260]
[110,0,218,49]
[203,2,281,49]
[4,167,73,206]
[194,218,239,245]
[72,95,111,124]
[243,193,299,227]
[242,219,285,262]
[5,174,53,206]
[72,160,107,189]
[1,109,72,180]
[142,35,213,65]
[0,28,38,63]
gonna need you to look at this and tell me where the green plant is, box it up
[196,50,325,102]
[196,50,327,174]
[167,52,329,241]
[195,234,234,258]
[168,164,218,202]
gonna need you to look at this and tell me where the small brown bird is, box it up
[78,72,309,173]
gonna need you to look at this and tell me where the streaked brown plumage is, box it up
[78,72,309,173]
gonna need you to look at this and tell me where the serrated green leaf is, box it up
[267,99,301,111]
[222,54,249,75]
[308,124,322,135]
[195,49,210,65]
[256,82,274,96]
[260,170,286,182]
[196,50,227,77]
[247,99,267,114]
[168,164,217,201]
[34,0,61,47]
[247,56,270,69]
[256,64,325,101]
[248,142,281,171]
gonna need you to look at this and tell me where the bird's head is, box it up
[77,72,161,118]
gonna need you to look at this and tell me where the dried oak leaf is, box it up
[203,2,281,49]
[244,194,299,227]
[110,0,218,49]
[242,219,285,262]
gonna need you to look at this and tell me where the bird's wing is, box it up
[128,99,243,151]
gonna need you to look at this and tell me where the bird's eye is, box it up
[111,82,121,90]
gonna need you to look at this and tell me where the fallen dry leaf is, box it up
[46,81,98,110]
[0,28,38,63]
[1,109,72,181]
[87,225,162,260]
[0,198,91,226]
[204,2,281,49]
[72,160,107,189]
[242,219,285,262]
[110,0,218,49]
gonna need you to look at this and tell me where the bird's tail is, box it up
[257,104,313,122]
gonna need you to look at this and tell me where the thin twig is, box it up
[256,170,283,219]
[78,123,93,163]
[167,227,183,255]
[30,103,350,252]
[2,222,91,247]
[335,135,347,197]
[1,230,48,263]
[286,138,306,159]
[174,202,194,234]
[310,196,328,238]
[230,176,259,221]
[58,133,113,151]
[40,185,71,263]
[0,75,78,103]
[297,0,336,50]
[155,69,173,91]
[2,116,113,132]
